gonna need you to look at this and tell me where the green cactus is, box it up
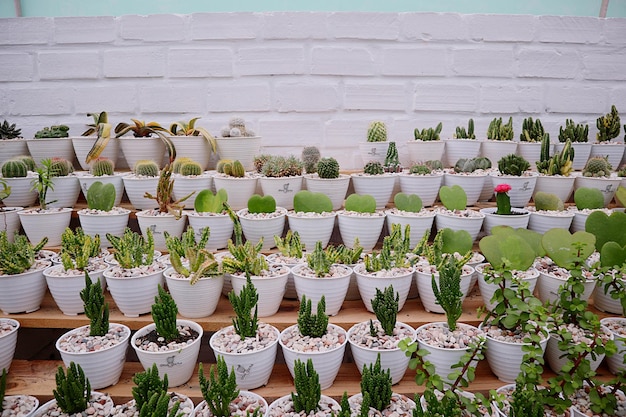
[293,190,333,214]
[370,285,398,336]
[165,227,220,285]
[80,273,109,337]
[344,194,376,213]
[533,191,564,211]
[413,122,443,141]
[60,227,101,271]
[363,160,384,175]
[253,154,271,173]
[559,119,589,143]
[487,117,514,141]
[198,359,239,417]
[497,154,530,176]
[228,274,259,339]
[364,224,411,272]
[582,155,613,177]
[89,158,115,176]
[0,120,21,140]
[53,362,91,415]
[384,141,401,172]
[454,119,475,139]
[432,254,464,331]
[180,161,202,176]
[367,121,387,142]
[305,241,333,277]
[297,294,328,338]
[261,155,303,177]
[0,369,6,407]
[216,159,232,174]
[536,136,575,176]
[425,160,444,170]
[171,157,194,174]
[138,391,181,417]
[409,164,432,175]
[316,157,340,179]
[302,146,321,174]
[274,230,304,259]
[1,158,28,178]
[49,157,74,177]
[106,227,155,269]
[151,284,180,343]
[132,364,169,412]
[134,160,159,177]
[520,117,544,142]
[360,354,392,412]
[15,155,36,172]
[223,160,245,178]
[34,125,69,138]
[574,187,605,210]
[194,189,228,213]
[0,230,47,275]
[291,359,322,414]
[596,105,621,142]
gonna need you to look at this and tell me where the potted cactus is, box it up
[479,183,530,235]
[397,160,444,207]
[76,157,126,207]
[215,116,262,171]
[0,368,39,417]
[434,185,485,242]
[122,159,161,210]
[286,190,336,249]
[407,122,445,164]
[27,124,74,165]
[0,119,27,165]
[169,156,212,201]
[533,135,577,203]
[303,156,351,210]
[444,156,492,206]
[236,193,287,251]
[480,116,517,164]
[73,111,120,171]
[517,116,548,168]
[258,154,304,210]
[351,160,397,210]
[557,118,591,170]
[574,155,622,206]
[336,193,386,251]
[590,105,624,167]
[443,118,480,167]
[185,188,234,251]
[166,116,216,170]
[115,118,174,168]
[0,156,38,208]
[488,153,537,207]
[38,157,80,209]
[359,120,390,165]
[526,191,575,234]
[385,192,436,248]
[212,158,258,210]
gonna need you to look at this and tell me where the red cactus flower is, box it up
[494,183,512,194]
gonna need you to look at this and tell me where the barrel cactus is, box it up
[317,157,340,179]
[134,160,159,177]
[409,164,432,175]
[15,155,35,172]
[363,161,384,175]
[171,157,195,174]
[90,158,115,177]
[367,121,387,142]
[582,156,613,177]
[50,158,74,177]
[223,160,245,178]
[180,161,203,176]
[1,159,28,178]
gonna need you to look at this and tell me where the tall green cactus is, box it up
[383,141,400,171]
[80,272,109,337]
[596,105,621,142]
[559,119,589,143]
[454,119,475,139]
[520,117,544,142]
[53,362,91,415]
[487,117,514,141]
[414,122,443,141]
[151,284,180,342]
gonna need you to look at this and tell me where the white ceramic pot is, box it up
[215,136,262,172]
[43,175,81,209]
[353,263,414,313]
[172,174,213,202]
[56,323,130,389]
[229,265,290,317]
[303,174,351,211]
[0,318,19,372]
[414,265,474,314]
[136,210,188,252]
[570,208,612,234]
[121,175,160,210]
[0,260,50,315]
[268,394,340,416]
[555,141,591,171]
[259,176,304,211]
[533,175,576,204]
[76,172,126,207]
[359,141,389,165]
[104,265,166,317]
[479,207,530,235]
[590,142,625,168]
[119,136,167,169]
[443,172,488,207]
[192,391,268,417]
[527,210,575,234]
[279,323,348,390]
[385,209,436,248]
[77,208,131,248]
[489,172,538,208]
[290,263,352,316]
[398,172,444,207]
[212,175,258,211]
[164,267,224,318]
[132,319,203,387]
[336,211,386,251]
[168,135,212,170]
[2,176,38,208]
[601,317,626,375]
[2,395,38,417]
[516,142,546,170]
[434,210,485,242]
[44,264,106,315]
[480,140,518,166]
[443,139,481,168]
[351,173,397,210]
[34,392,113,417]
[72,136,120,170]
[0,207,22,240]
[26,138,75,166]
[286,212,337,250]
[545,325,612,374]
[18,207,72,247]
[0,139,28,166]
[593,272,626,314]
[574,174,622,207]
[406,140,446,165]
[236,207,287,252]
[185,211,234,251]
[209,323,280,390]
[475,264,539,311]
[536,269,596,304]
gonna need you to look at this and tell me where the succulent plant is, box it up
[106,227,155,270]
[59,227,100,272]
[409,163,432,175]
[487,117,514,141]
[222,160,245,178]
[536,136,574,176]
[297,294,328,338]
[53,362,91,414]
[228,274,259,339]
[497,154,530,176]
[363,224,411,272]
[370,285,398,337]
[439,185,467,211]
[293,190,333,214]
[520,117,545,142]
[165,227,220,285]
[86,181,116,212]
[291,358,322,414]
[316,157,340,179]
[582,155,613,177]
[198,358,240,417]
[367,121,387,142]
[413,122,443,141]
[179,160,202,176]
[596,105,621,142]
[305,241,334,277]
[247,194,276,214]
[132,364,169,413]
[34,125,69,138]
[344,194,376,213]
[194,189,228,213]
[534,191,564,211]
[253,154,271,173]
[89,158,115,176]
[220,117,255,138]
[0,120,21,139]
[1,158,28,178]
[15,155,36,172]
[32,158,58,210]
[360,354,392,412]
[274,230,304,259]
[216,159,232,174]
[0,230,47,275]
[393,192,422,213]
[80,272,109,337]
[151,284,180,343]
[383,141,401,172]
[261,155,303,177]
[50,157,74,177]
[301,146,321,174]
[363,160,384,175]
[115,119,175,162]
[169,116,216,153]
[574,187,605,210]
[425,160,444,170]
[143,164,194,218]
[454,119,475,139]
[134,160,159,177]
[84,111,114,165]
[558,119,589,143]
[454,157,492,173]
[171,157,194,174]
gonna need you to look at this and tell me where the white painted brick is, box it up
[400,13,468,41]
[237,47,305,75]
[258,119,324,146]
[583,52,626,81]
[517,48,580,79]
[54,16,115,44]
[38,51,100,80]
[468,15,535,42]
[5,88,73,116]
[275,82,339,112]
[190,13,260,40]
[480,85,544,114]
[537,16,602,44]
[545,86,608,114]
[207,84,271,112]
[103,48,166,78]
[120,15,185,42]
[413,84,478,112]
[0,17,51,45]
[609,87,626,114]
[139,85,206,114]
[603,19,626,45]
[311,47,375,76]
[344,83,408,111]
[325,118,372,148]
[452,48,515,78]
[74,85,138,114]
[168,48,233,78]
[328,12,399,40]
[382,48,448,77]
[0,53,34,81]
[262,12,328,39]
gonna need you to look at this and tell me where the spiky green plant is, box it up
[34,125,69,138]
[364,224,411,272]
[497,154,530,176]
[49,157,74,177]
[487,117,514,141]
[291,359,322,414]
[143,164,194,219]
[297,295,328,338]
[596,105,621,142]
[0,230,47,275]
[0,369,6,407]
[302,146,321,174]
[559,119,589,143]
[228,274,259,339]
[370,285,399,337]
[59,227,101,272]
[179,161,202,176]
[164,227,221,285]
[253,154,271,173]
[367,121,387,142]
[80,272,109,337]
[431,254,464,331]
[274,230,304,259]
[135,160,160,177]
[384,141,401,172]
[132,363,169,412]
[414,123,443,141]
[520,117,544,142]
[0,120,21,139]
[409,164,432,175]
[198,358,239,417]
[53,362,91,414]
[582,155,613,177]
[360,354,392,412]
[89,158,115,176]
[1,158,28,178]
[260,155,303,177]
[151,284,180,343]
[138,391,181,417]
[454,119,475,139]
[363,160,384,175]
[305,241,334,277]
[106,227,155,270]
[316,157,340,179]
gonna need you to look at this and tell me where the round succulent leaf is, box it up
[293,190,333,213]
[439,185,467,211]
[194,188,228,213]
[615,185,626,208]
[440,228,472,255]
[247,194,277,214]
[541,228,596,269]
[394,192,422,213]
[574,187,605,210]
[344,194,376,213]
[479,233,536,272]
[599,241,626,268]
[585,210,626,251]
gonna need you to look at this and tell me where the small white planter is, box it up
[359,141,389,165]
[290,263,352,316]
[385,209,436,248]
[172,174,213,202]
[533,175,576,204]
[286,211,337,249]
[406,140,446,165]
[555,141,592,171]
[527,210,575,234]
[303,174,351,211]
[45,175,81,209]
[34,392,114,417]
[590,142,625,168]
[26,138,75,165]
[119,136,167,169]
[164,267,224,318]
[215,136,262,171]
[76,172,127,207]
[475,264,539,311]
[480,140,518,165]
[0,318,19,372]
[44,264,106,316]
[0,260,50,314]
[574,173,622,207]
[268,394,340,416]
[56,323,131,389]
[337,211,386,251]
[185,211,234,251]
[136,210,188,252]
[593,272,626,314]
[122,175,160,210]
[516,142,546,170]
[353,263,414,313]
[18,207,72,247]
[212,175,258,211]
[132,319,203,387]
[434,210,485,242]
[489,172,538,208]
[0,207,23,240]
[415,265,474,314]
[398,172,444,207]
[479,207,530,235]
[443,139,481,168]
[0,138,28,165]
[237,207,287,251]
[77,208,131,248]
[536,269,596,304]
[259,176,303,210]
[168,135,212,170]
[443,172,488,207]
[601,317,626,375]
[229,265,290,317]
[279,323,348,390]
[2,176,38,208]
[351,173,397,210]
[72,136,120,170]
[104,264,166,317]
[545,324,612,374]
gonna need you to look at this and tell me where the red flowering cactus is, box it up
[495,183,512,215]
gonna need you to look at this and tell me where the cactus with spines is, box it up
[219,117,255,137]
[198,358,240,417]
[582,155,613,177]
[274,230,304,259]
[253,154,271,173]
[316,157,340,179]
[384,141,401,172]
[151,284,180,343]
[53,362,91,415]
[367,121,387,142]
[60,227,101,272]
[86,181,116,211]
[223,160,245,178]
[180,161,202,176]
[222,232,268,278]
[50,157,74,177]
[89,158,115,176]
[409,163,432,175]
[144,164,194,218]
[537,138,575,177]
[363,160,384,175]
[0,230,47,275]
[497,154,530,176]
[413,122,443,141]
[1,158,28,178]
[364,224,411,272]
[138,391,181,417]
[596,105,621,142]
[454,119,475,139]
[297,294,328,338]
[261,155,303,177]
[291,359,322,414]
[171,157,194,174]
[134,160,159,177]
[15,155,35,172]
[216,159,232,174]
[165,227,220,285]
[520,117,545,142]
[370,285,398,337]
[454,157,491,173]
[559,119,589,143]
[80,273,109,337]
[106,227,154,270]
[360,354,392,412]
[306,241,334,277]
[0,120,22,139]
[301,146,321,174]
[34,125,69,138]
[487,116,514,141]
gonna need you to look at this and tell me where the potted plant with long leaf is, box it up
[167,116,216,170]
[74,111,120,170]
[115,118,174,168]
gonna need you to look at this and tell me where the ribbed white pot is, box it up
[406,140,446,165]
[192,391,269,417]
[185,211,233,251]
[556,141,592,171]
[545,325,612,374]
[0,318,19,372]
[574,174,622,207]
[119,136,167,169]
[209,323,280,390]
[56,323,131,389]
[279,323,348,390]
[215,136,262,172]
[164,267,224,318]
[290,263,352,316]
[132,319,203,387]
[104,265,165,317]
[259,176,303,210]
[434,211,485,242]
[172,174,213,202]
[533,175,576,204]
[489,172,538,208]
[45,175,81,209]
[385,210,436,248]
[516,142,546,170]
[44,264,106,316]
[590,142,625,168]
[303,174,351,211]
[286,212,337,249]
[0,139,28,165]
[72,136,120,170]
[269,394,340,416]
[475,264,539,311]
[0,207,23,240]
[443,172,487,207]
[353,263,414,313]
[479,207,530,235]
[593,273,626,314]
[136,211,187,252]
[536,269,596,304]
[26,138,75,165]
[229,266,290,317]
[601,317,626,375]
[348,320,416,385]
[122,175,159,210]
[18,207,72,247]
[168,135,212,170]
[480,140,518,165]
[415,265,474,314]
[351,173,397,210]
[443,139,481,167]
[77,208,131,248]
[527,210,575,234]
[398,172,444,207]
[237,207,287,251]
[34,392,113,417]
[2,176,38,208]
[337,211,386,251]
[212,175,258,211]
[359,141,389,165]
[0,260,50,314]
[77,172,126,207]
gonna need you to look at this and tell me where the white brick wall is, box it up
[0,11,625,169]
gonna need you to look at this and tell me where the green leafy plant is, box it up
[316,157,340,179]
[53,362,91,414]
[115,119,175,163]
[520,117,544,142]
[454,119,475,139]
[144,164,194,219]
[0,230,47,275]
[86,181,116,211]
[360,354,392,412]
[596,105,621,142]
[106,227,155,270]
[438,185,467,211]
[30,158,57,210]
[228,274,259,339]
[297,294,328,338]
[247,194,276,214]
[533,191,564,211]
[370,285,398,337]
[487,117,514,141]
[344,193,376,213]
[367,121,387,142]
[132,363,169,412]
[291,358,322,414]
[394,192,423,213]
[194,189,228,213]
[59,227,101,272]
[559,119,589,143]
[169,116,216,153]
[0,120,22,139]
[80,272,109,337]
[198,357,239,417]
[302,146,321,174]
[497,154,530,176]
[165,227,221,285]
[34,125,69,138]
[293,190,333,213]
[414,122,443,141]
[151,284,180,343]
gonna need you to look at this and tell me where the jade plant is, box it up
[131,363,169,413]
[293,190,333,213]
[291,358,322,414]
[393,192,422,213]
[297,294,328,338]
[0,120,21,139]
[302,146,321,174]
[366,121,387,142]
[86,181,116,212]
[582,155,613,177]
[497,154,530,176]
[229,275,259,339]
[80,272,109,337]
[370,285,399,337]
[198,357,242,417]
[574,187,605,210]
[143,164,194,219]
[164,226,221,285]
[151,284,180,343]
[383,141,401,172]
[316,157,340,179]
[194,189,228,213]
[59,227,101,272]
[520,117,545,142]
[34,124,69,138]
[115,119,175,163]
[344,193,376,213]
[453,157,491,173]
[596,105,621,142]
[487,116,514,141]
[438,184,467,211]
[106,227,155,270]
[360,354,393,413]
[453,119,475,139]
[0,230,47,275]
[559,119,589,143]
[414,122,443,141]
[53,362,91,414]
[247,194,276,214]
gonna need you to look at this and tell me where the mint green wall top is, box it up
[1,0,625,18]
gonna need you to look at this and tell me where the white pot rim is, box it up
[236,207,288,219]
[290,263,352,280]
[77,208,131,216]
[347,320,416,351]
[352,262,414,277]
[103,264,166,280]
[279,323,348,354]
[415,322,481,351]
[0,260,51,277]
[17,207,73,215]
[44,263,107,277]
[56,323,131,355]
[0,318,20,337]
[209,323,280,356]
[131,319,204,353]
